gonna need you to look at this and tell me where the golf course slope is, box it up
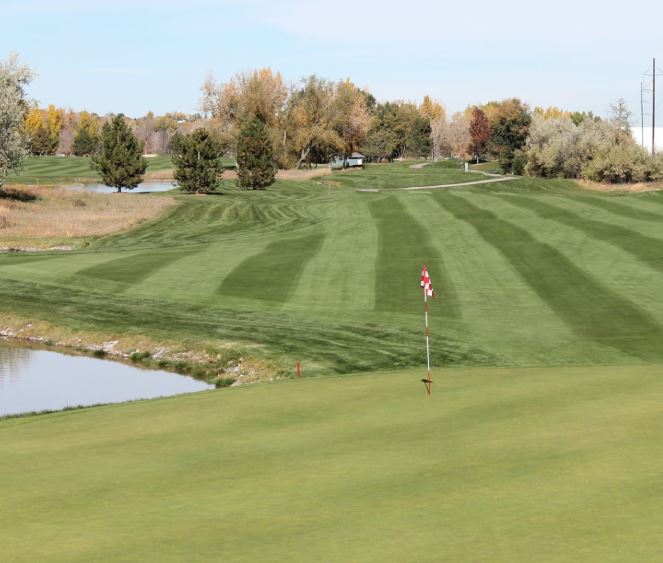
[2,364,663,561]
[3,161,663,375]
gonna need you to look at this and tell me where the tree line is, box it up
[4,54,663,191]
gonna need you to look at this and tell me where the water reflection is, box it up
[0,342,212,417]
[65,182,176,194]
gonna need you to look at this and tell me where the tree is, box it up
[331,79,371,156]
[72,110,100,156]
[91,114,147,192]
[610,98,632,135]
[420,96,446,159]
[72,127,98,156]
[287,76,340,168]
[46,104,63,150]
[0,53,33,188]
[468,107,491,164]
[486,98,531,173]
[171,129,224,193]
[29,125,57,155]
[201,68,288,163]
[236,118,277,189]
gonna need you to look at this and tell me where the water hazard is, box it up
[0,342,213,417]
[66,181,176,194]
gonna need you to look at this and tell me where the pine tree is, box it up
[91,114,147,192]
[171,129,224,193]
[72,127,98,156]
[236,118,277,189]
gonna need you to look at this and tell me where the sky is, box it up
[2,0,662,122]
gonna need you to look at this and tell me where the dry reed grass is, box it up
[0,186,175,250]
[578,179,663,193]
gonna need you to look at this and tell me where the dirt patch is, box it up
[220,167,331,182]
[0,185,176,250]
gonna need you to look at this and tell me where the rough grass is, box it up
[2,363,663,561]
[0,186,175,250]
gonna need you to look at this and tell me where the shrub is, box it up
[129,350,151,362]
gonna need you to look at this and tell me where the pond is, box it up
[0,342,213,417]
[66,181,176,194]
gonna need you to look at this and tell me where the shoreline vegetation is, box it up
[0,313,274,388]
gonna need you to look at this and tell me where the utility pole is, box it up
[641,82,645,147]
[653,58,656,155]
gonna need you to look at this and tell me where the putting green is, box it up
[2,364,663,561]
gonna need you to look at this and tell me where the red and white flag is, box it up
[420,265,434,298]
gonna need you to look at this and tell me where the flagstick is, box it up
[424,289,432,396]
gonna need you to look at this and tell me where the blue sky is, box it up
[3,0,661,121]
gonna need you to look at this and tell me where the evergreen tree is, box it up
[91,114,147,192]
[29,125,57,156]
[236,118,277,189]
[72,127,98,156]
[171,129,224,193]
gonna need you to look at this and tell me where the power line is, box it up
[643,57,663,154]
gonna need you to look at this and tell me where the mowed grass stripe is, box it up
[368,194,459,318]
[434,191,663,362]
[219,231,325,303]
[572,195,663,222]
[287,192,378,314]
[77,246,203,286]
[502,195,663,275]
[0,278,491,373]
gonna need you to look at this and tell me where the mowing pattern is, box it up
[2,163,663,372]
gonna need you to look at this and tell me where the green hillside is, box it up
[1,162,662,373]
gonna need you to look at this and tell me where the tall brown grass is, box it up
[0,186,176,250]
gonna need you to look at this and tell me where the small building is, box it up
[330,152,365,170]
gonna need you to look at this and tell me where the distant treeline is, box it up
[25,67,663,183]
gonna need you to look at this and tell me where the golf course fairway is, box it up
[2,364,663,561]
[2,161,663,560]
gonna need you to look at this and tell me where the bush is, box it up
[524,115,663,184]
[214,377,236,388]
[582,144,662,184]
[129,351,151,362]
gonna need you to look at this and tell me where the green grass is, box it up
[470,160,503,174]
[5,155,235,184]
[1,164,663,373]
[328,160,485,189]
[3,162,663,559]
[2,363,663,561]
